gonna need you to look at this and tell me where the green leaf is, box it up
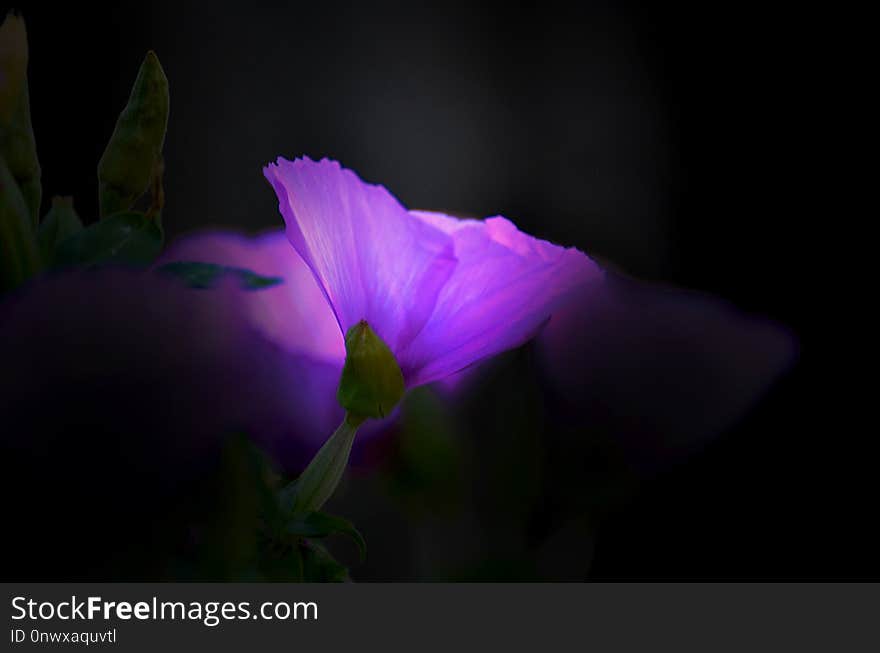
[54,211,162,268]
[0,154,40,291]
[98,51,169,217]
[201,434,264,577]
[174,433,290,581]
[37,196,83,264]
[286,511,366,562]
[300,541,350,582]
[156,261,283,291]
[384,386,465,517]
[237,268,284,289]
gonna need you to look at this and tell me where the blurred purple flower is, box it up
[0,267,341,473]
[538,272,798,471]
[161,229,343,364]
[264,157,601,388]
[158,228,393,463]
[0,268,324,576]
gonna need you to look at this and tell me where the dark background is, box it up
[12,1,856,578]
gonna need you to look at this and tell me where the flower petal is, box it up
[400,211,602,386]
[264,157,456,354]
[160,229,344,363]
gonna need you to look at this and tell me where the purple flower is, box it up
[263,156,601,388]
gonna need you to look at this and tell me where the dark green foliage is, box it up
[286,511,367,561]
[37,196,83,265]
[53,211,163,268]
[156,261,283,290]
[1,153,40,290]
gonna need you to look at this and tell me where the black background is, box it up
[11,1,856,578]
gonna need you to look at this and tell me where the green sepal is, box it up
[156,261,283,291]
[53,211,163,268]
[282,413,364,515]
[37,196,83,265]
[97,51,169,218]
[337,320,404,419]
[286,511,366,561]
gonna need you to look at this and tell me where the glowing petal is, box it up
[400,211,601,386]
[264,157,456,354]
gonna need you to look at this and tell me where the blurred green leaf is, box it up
[206,434,264,576]
[465,348,545,523]
[172,434,289,581]
[300,541,350,582]
[54,211,162,268]
[156,261,283,291]
[37,196,83,264]
[286,511,366,561]
[0,13,40,225]
[0,154,40,291]
[258,542,304,582]
[98,51,169,217]
[385,387,465,517]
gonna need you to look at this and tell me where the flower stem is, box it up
[290,413,365,515]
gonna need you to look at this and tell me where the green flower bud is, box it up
[285,322,403,515]
[336,320,405,420]
[97,50,169,218]
[0,12,41,226]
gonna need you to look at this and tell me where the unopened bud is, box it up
[336,320,404,420]
[97,50,169,218]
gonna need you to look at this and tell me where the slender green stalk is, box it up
[290,413,365,514]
